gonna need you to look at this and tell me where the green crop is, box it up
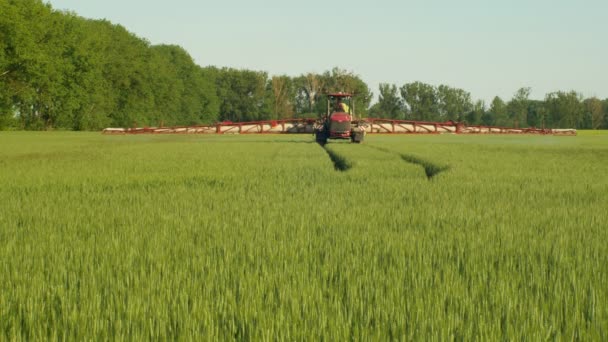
[1,132,607,340]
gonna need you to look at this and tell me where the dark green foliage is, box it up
[0,0,220,130]
[369,83,403,119]
[269,75,296,120]
[437,84,473,122]
[149,45,219,126]
[506,87,531,128]
[603,99,608,129]
[544,91,585,129]
[393,84,596,129]
[525,100,546,128]
[487,96,508,126]
[465,100,485,125]
[213,67,270,122]
[400,81,440,121]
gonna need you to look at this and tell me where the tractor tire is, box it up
[315,131,328,145]
[351,131,364,143]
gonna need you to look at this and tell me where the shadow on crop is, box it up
[317,142,353,172]
[400,154,450,179]
[366,145,449,180]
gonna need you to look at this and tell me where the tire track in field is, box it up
[365,145,450,180]
[316,142,353,172]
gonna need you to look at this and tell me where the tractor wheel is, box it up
[351,131,364,143]
[315,131,327,145]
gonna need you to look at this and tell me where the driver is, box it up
[336,98,350,113]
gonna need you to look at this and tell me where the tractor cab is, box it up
[315,93,365,144]
[329,93,353,116]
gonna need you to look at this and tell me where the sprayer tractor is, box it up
[314,93,366,144]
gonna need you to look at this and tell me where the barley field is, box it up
[1,131,607,340]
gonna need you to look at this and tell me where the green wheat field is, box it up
[1,131,607,340]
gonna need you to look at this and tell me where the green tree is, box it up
[507,87,531,128]
[0,0,15,128]
[400,82,438,121]
[371,83,403,119]
[544,91,584,128]
[102,24,156,127]
[215,68,269,122]
[526,100,547,128]
[437,85,472,121]
[584,97,604,130]
[270,75,295,119]
[51,14,114,130]
[1,0,56,129]
[0,0,217,129]
[293,73,324,117]
[604,99,608,129]
[149,45,219,125]
[52,18,123,130]
[465,100,485,125]
[487,96,508,126]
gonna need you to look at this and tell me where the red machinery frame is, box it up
[102,118,576,135]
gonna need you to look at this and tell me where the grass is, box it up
[577,130,608,136]
[1,131,607,340]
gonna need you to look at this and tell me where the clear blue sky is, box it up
[46,0,608,104]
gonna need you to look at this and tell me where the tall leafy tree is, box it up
[465,100,485,125]
[526,100,547,128]
[507,87,531,128]
[400,82,438,121]
[53,14,114,130]
[0,0,16,127]
[55,18,122,130]
[487,96,508,126]
[1,0,56,129]
[584,97,604,130]
[437,85,472,121]
[215,68,269,122]
[544,91,584,128]
[103,24,157,127]
[603,99,608,129]
[293,73,324,117]
[270,75,295,119]
[0,0,222,130]
[149,45,219,125]
[371,83,404,119]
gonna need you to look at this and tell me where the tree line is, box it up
[371,84,607,129]
[1,0,607,130]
